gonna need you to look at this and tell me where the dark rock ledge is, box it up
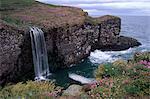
[0,4,141,86]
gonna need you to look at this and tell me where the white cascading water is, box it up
[30,27,51,81]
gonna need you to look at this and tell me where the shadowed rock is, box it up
[94,36,141,51]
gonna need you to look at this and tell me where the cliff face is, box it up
[0,21,23,85]
[48,16,122,68]
[0,1,141,85]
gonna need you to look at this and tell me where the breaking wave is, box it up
[89,48,136,64]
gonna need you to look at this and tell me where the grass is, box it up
[0,0,36,27]
[0,0,36,11]
[87,52,150,98]
[1,15,35,28]
[85,16,99,25]
[2,16,23,26]
[0,0,58,12]
[0,81,62,98]
[0,0,57,27]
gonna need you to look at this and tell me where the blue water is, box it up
[52,16,150,87]
[121,16,150,50]
[90,16,150,64]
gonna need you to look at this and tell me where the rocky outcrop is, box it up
[0,2,141,85]
[46,15,140,68]
[62,84,83,96]
[45,15,122,68]
[0,21,24,85]
[95,36,141,51]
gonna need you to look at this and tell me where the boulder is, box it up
[62,84,83,96]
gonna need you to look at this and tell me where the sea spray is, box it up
[89,48,135,64]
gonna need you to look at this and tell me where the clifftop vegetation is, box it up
[0,0,120,29]
[0,0,86,28]
[0,0,36,11]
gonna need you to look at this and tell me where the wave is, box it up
[89,48,135,64]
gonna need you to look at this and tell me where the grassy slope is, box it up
[0,0,119,29]
[0,0,36,27]
[0,0,36,10]
[89,52,150,98]
[0,0,57,10]
[0,0,59,27]
[0,0,86,29]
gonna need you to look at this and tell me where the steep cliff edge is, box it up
[0,0,141,85]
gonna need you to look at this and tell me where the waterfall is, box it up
[30,27,51,81]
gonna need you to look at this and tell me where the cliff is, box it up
[0,0,141,85]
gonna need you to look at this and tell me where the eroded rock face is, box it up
[48,24,99,68]
[91,16,121,50]
[46,15,140,68]
[0,21,23,85]
[45,16,121,68]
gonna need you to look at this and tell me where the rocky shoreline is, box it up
[0,1,141,85]
[0,52,149,98]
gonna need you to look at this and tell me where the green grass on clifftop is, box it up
[0,0,36,11]
[0,0,36,27]
[0,0,58,27]
[0,0,58,12]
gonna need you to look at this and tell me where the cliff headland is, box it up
[0,0,141,85]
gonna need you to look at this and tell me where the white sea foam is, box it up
[89,48,135,64]
[69,73,96,84]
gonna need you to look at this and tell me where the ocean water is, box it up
[90,16,150,64]
[52,16,150,87]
